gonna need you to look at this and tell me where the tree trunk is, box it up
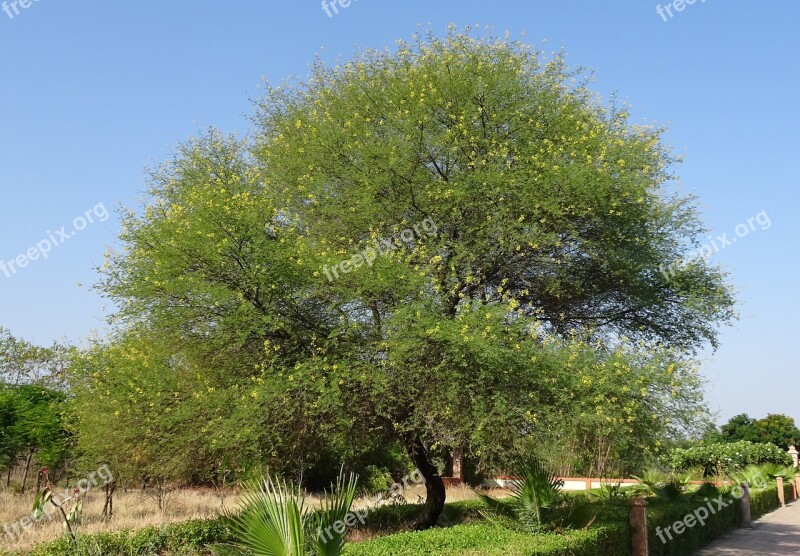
[5,462,13,488]
[406,434,446,530]
[102,481,116,520]
[20,450,34,494]
[452,444,465,482]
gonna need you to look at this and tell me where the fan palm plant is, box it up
[219,470,358,556]
[478,456,563,531]
[310,472,359,556]
[630,467,694,502]
[510,458,564,528]
[732,464,773,490]
[760,463,796,482]
[229,475,307,556]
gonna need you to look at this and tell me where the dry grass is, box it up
[0,482,489,552]
[0,485,233,552]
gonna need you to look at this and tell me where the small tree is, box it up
[32,468,83,545]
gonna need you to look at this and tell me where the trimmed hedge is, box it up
[8,501,487,556]
[646,483,787,556]
[11,518,233,556]
[647,497,740,556]
[343,522,629,556]
[750,482,793,519]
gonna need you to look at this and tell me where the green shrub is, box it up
[646,483,788,555]
[647,497,740,556]
[360,466,394,496]
[343,522,629,556]
[477,457,564,531]
[15,501,490,556]
[665,441,792,476]
[750,484,789,520]
[17,518,233,556]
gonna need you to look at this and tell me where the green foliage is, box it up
[343,522,629,556]
[258,28,734,351]
[32,488,80,532]
[647,497,741,556]
[720,413,800,449]
[758,463,796,482]
[228,475,307,556]
[15,484,793,556]
[7,519,624,556]
[731,464,770,489]
[311,472,359,556]
[356,499,488,532]
[345,524,629,556]
[630,470,693,502]
[690,482,721,501]
[358,466,393,496]
[588,482,627,502]
[750,483,792,519]
[665,441,792,476]
[720,414,761,443]
[512,346,710,479]
[17,518,234,556]
[755,414,800,450]
[645,483,788,555]
[0,328,70,388]
[0,384,70,474]
[222,470,358,556]
[90,29,735,494]
[507,457,564,528]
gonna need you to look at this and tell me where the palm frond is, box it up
[310,470,359,556]
[229,475,308,556]
[508,457,563,529]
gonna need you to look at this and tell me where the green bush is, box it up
[646,483,787,555]
[343,522,629,556]
[647,497,740,556]
[360,465,394,495]
[665,441,792,476]
[15,518,233,556]
[750,483,790,520]
[12,501,489,556]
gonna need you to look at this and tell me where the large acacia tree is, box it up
[101,30,734,528]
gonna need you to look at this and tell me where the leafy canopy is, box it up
[92,30,735,491]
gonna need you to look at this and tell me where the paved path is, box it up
[694,501,800,555]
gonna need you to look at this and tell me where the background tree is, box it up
[719,413,799,449]
[755,414,800,450]
[720,413,761,444]
[0,327,70,388]
[0,384,70,490]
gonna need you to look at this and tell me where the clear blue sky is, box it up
[1,1,797,424]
